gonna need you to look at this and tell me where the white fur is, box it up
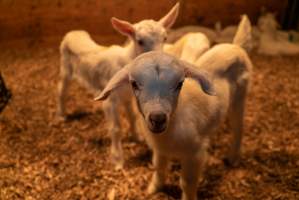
[214,21,238,43]
[257,12,299,56]
[167,25,217,43]
[57,3,180,170]
[164,32,210,64]
[95,15,253,200]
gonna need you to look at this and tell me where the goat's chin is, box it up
[147,123,167,134]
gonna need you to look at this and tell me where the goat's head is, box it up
[95,51,215,134]
[111,3,180,55]
[258,13,279,33]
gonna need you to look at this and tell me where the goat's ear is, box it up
[94,67,129,101]
[159,2,180,29]
[111,17,135,38]
[182,62,216,96]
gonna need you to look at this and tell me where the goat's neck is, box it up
[123,40,137,60]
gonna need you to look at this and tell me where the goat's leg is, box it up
[180,145,208,200]
[227,83,248,165]
[57,50,72,119]
[103,99,124,170]
[57,74,70,119]
[123,100,141,141]
[147,151,168,194]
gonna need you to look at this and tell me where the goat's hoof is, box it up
[182,194,198,200]
[147,184,157,195]
[147,182,162,195]
[111,155,124,170]
[223,156,240,167]
[198,176,205,185]
[55,113,67,123]
[114,161,124,171]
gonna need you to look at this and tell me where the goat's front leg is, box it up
[147,151,168,194]
[123,100,141,141]
[227,83,248,166]
[180,149,207,200]
[57,52,73,120]
[103,99,124,170]
[57,75,70,119]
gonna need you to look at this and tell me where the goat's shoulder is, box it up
[178,80,220,118]
[177,79,228,131]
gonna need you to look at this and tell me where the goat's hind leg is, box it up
[227,81,248,166]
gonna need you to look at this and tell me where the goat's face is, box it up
[95,52,216,135]
[258,13,278,33]
[132,20,167,54]
[129,54,184,133]
[111,3,179,55]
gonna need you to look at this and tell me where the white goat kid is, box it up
[257,12,299,55]
[95,16,252,200]
[57,3,180,169]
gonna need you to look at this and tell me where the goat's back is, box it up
[195,44,252,83]
[60,30,106,55]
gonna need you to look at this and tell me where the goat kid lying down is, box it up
[95,16,252,200]
[257,12,299,56]
[57,3,180,169]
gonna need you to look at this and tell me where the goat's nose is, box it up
[149,112,167,126]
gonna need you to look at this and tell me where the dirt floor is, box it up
[0,47,299,200]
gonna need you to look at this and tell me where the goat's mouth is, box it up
[147,115,167,134]
[148,123,167,134]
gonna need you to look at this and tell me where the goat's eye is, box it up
[175,81,183,91]
[163,36,167,42]
[137,39,144,46]
[131,81,139,90]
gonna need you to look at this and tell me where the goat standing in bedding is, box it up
[57,3,180,169]
[95,15,252,200]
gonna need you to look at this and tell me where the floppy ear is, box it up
[182,61,216,96]
[111,17,136,38]
[159,2,180,29]
[94,67,129,101]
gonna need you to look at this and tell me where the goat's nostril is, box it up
[149,112,167,125]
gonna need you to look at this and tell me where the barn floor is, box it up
[0,47,299,200]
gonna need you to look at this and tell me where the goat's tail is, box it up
[233,15,252,52]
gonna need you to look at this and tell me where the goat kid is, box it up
[257,12,299,55]
[95,15,252,200]
[57,3,180,169]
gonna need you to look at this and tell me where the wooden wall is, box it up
[0,0,288,47]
